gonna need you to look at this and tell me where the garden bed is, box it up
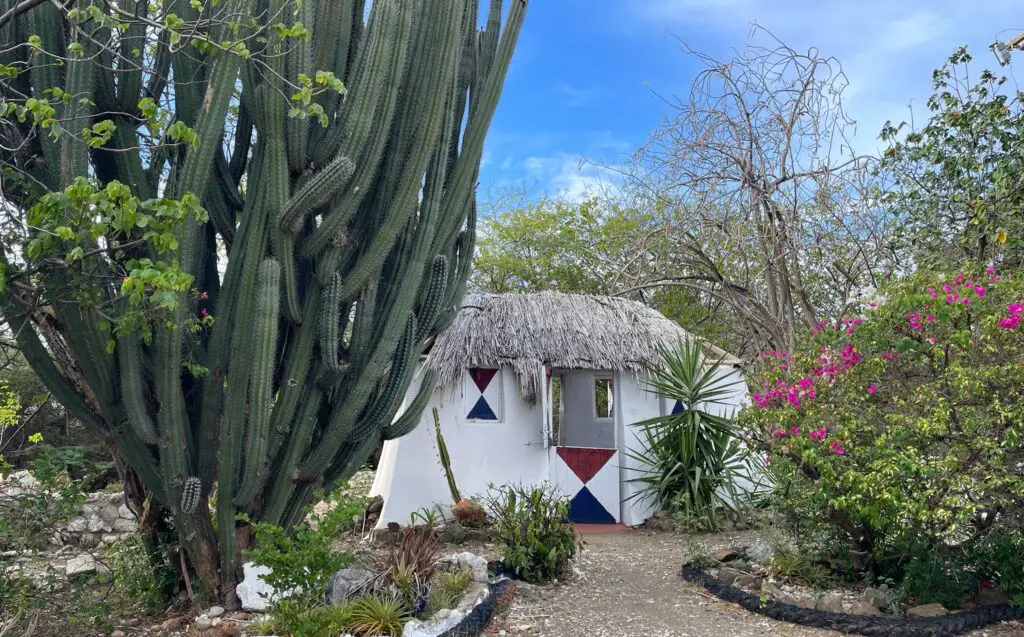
[681,562,1024,637]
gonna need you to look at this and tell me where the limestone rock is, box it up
[99,504,120,526]
[66,516,88,533]
[853,600,882,615]
[441,552,488,583]
[907,603,948,618]
[235,561,297,611]
[712,548,739,562]
[402,609,465,637]
[207,605,225,618]
[745,539,776,565]
[195,615,212,630]
[860,587,891,610]
[717,566,745,586]
[327,568,374,605]
[118,503,134,519]
[112,518,136,533]
[66,554,106,578]
[816,593,845,613]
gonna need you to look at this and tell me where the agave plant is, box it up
[626,338,752,529]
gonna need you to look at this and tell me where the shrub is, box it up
[107,535,168,614]
[743,269,1024,599]
[243,482,366,633]
[626,339,753,531]
[253,603,355,637]
[348,594,412,637]
[484,483,581,583]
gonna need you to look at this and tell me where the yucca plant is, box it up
[626,339,752,530]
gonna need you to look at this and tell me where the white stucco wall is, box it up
[615,372,661,526]
[371,363,549,527]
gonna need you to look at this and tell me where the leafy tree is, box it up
[0,0,526,602]
[474,196,740,351]
[879,47,1024,270]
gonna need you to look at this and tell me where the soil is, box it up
[497,529,1024,637]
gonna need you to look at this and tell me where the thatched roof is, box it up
[424,292,742,405]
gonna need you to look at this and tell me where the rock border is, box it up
[436,578,516,637]
[681,563,1024,637]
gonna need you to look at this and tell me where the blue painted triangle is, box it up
[467,396,497,420]
[672,400,685,414]
[568,485,615,524]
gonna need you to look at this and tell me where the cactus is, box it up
[180,477,203,514]
[432,407,462,504]
[0,0,527,604]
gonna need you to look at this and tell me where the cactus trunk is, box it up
[0,0,527,605]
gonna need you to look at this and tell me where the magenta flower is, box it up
[927,288,938,299]
[987,265,997,276]
[200,308,208,317]
[830,440,845,455]
[1009,303,1024,316]
[867,384,878,395]
[999,316,1020,329]
[790,426,800,436]
[974,285,987,297]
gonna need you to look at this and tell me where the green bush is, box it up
[243,482,367,634]
[425,569,472,615]
[107,535,168,614]
[484,483,581,583]
[743,269,1024,602]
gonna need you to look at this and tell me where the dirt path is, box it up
[499,529,1024,637]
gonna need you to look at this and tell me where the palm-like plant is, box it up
[626,338,751,529]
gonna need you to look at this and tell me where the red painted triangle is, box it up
[468,368,497,392]
[557,447,616,484]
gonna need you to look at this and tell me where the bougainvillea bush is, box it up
[741,269,1024,601]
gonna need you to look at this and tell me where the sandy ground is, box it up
[498,529,1024,637]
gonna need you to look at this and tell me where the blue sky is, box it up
[479,0,1023,201]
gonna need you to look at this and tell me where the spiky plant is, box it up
[626,339,752,530]
[348,594,413,637]
[0,0,527,603]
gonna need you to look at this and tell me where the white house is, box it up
[370,292,747,527]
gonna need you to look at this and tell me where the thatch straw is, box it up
[424,292,742,405]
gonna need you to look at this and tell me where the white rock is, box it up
[112,518,136,533]
[118,503,134,520]
[87,515,105,533]
[402,609,465,637]
[206,605,225,618]
[235,561,298,611]
[66,516,88,533]
[194,615,212,630]
[99,504,120,526]
[66,554,108,578]
[442,552,488,583]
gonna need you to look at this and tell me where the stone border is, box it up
[681,563,1024,637]
[437,578,516,637]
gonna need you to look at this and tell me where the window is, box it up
[465,367,502,421]
[594,377,614,419]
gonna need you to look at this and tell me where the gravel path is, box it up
[500,529,1024,637]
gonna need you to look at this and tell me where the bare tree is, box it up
[626,28,898,355]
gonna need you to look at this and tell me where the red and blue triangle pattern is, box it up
[465,368,500,420]
[553,446,619,523]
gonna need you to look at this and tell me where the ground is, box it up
[498,529,1024,637]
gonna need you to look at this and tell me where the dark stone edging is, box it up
[437,578,516,637]
[681,563,1024,637]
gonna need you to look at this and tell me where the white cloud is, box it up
[521,153,622,201]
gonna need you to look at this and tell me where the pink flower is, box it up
[927,337,938,344]
[774,428,786,437]
[830,440,845,455]
[960,297,970,305]
[942,284,953,293]
[1009,303,1024,316]
[999,316,1020,329]
[974,285,987,297]
[987,265,997,276]
[927,288,938,299]
[945,294,957,304]
[200,308,208,317]
[926,314,936,322]
[790,426,800,436]
[867,384,878,395]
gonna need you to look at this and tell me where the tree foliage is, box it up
[879,47,1024,270]
[0,0,526,602]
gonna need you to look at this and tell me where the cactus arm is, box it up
[382,369,436,440]
[278,154,356,233]
[286,0,313,174]
[319,273,344,371]
[117,335,159,445]
[234,258,282,505]
[432,404,461,502]
[260,385,324,525]
[229,101,253,184]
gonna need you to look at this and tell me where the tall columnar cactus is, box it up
[0,0,527,603]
